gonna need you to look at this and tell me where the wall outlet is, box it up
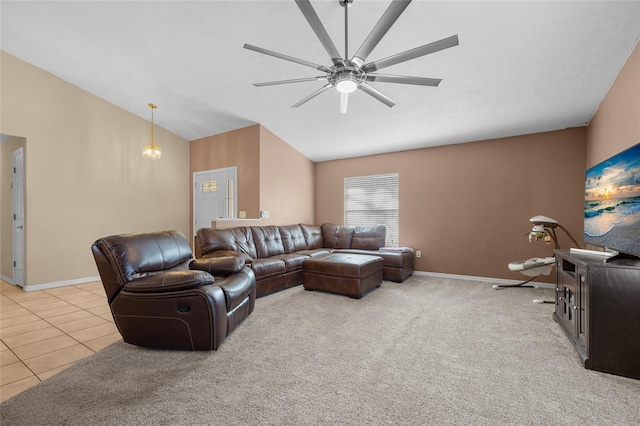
[416,250,422,258]
[260,210,269,218]
[239,211,246,219]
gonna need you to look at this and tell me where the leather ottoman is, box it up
[335,249,414,282]
[302,253,384,299]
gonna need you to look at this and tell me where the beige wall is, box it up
[190,124,315,232]
[1,51,190,289]
[259,125,315,226]
[190,125,261,232]
[315,128,586,282]
[0,135,26,281]
[586,42,640,167]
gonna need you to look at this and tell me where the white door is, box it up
[13,148,25,287]
[193,167,237,234]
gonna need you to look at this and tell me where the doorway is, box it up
[1,134,26,287]
[13,148,25,287]
[193,167,237,234]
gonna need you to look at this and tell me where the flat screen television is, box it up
[584,142,640,258]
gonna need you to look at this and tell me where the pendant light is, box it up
[142,103,161,160]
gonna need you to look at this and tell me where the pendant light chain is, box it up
[149,103,156,149]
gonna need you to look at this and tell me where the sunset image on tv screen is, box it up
[584,143,640,255]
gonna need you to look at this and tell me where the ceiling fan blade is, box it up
[292,83,334,108]
[358,82,397,108]
[352,0,412,67]
[295,0,343,66]
[254,76,327,87]
[243,44,332,73]
[365,74,442,87]
[339,92,349,114]
[362,34,459,73]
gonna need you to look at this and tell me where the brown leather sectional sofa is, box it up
[195,223,414,297]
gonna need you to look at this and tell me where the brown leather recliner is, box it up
[91,230,256,351]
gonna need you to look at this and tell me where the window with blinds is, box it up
[344,173,398,247]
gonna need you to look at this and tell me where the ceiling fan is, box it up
[244,0,459,114]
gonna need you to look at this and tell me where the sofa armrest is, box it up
[214,266,256,312]
[123,270,214,293]
[202,250,253,264]
[190,256,245,276]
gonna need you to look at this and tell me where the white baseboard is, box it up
[0,274,16,286]
[412,270,555,289]
[17,272,554,292]
[23,276,101,292]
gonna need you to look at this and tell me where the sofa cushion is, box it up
[249,258,286,279]
[300,224,323,249]
[272,253,309,272]
[197,227,257,260]
[296,249,331,258]
[351,225,386,250]
[251,226,286,258]
[279,225,309,253]
[321,223,355,249]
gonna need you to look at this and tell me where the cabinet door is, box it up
[555,263,563,318]
[558,272,578,338]
[576,269,589,351]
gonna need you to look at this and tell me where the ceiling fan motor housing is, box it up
[329,67,365,93]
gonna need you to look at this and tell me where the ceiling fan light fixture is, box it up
[332,69,361,94]
[336,77,357,94]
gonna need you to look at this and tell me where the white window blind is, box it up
[344,173,398,247]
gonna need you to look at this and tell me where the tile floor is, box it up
[0,279,121,402]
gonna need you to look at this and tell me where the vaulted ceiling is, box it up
[2,1,639,162]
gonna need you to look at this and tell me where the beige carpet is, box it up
[2,276,639,425]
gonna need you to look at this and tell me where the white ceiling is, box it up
[2,1,639,162]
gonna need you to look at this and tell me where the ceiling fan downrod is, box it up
[339,0,354,61]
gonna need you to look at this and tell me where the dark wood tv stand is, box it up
[553,249,640,379]
[553,250,640,379]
